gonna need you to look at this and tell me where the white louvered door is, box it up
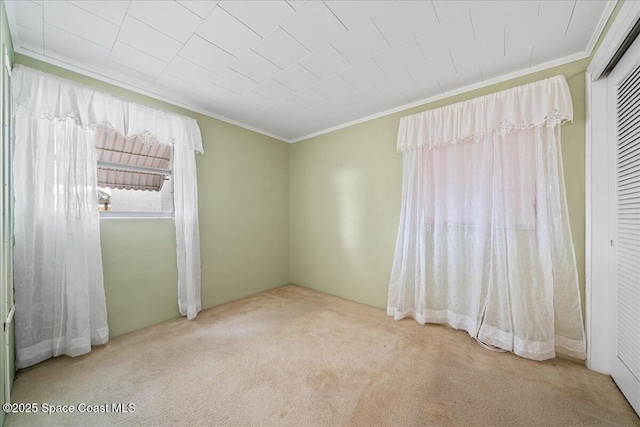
[608,30,640,416]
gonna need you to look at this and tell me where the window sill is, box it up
[99,211,174,219]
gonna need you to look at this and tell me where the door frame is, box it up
[586,0,640,374]
[0,43,12,405]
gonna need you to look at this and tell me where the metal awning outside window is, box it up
[95,127,172,191]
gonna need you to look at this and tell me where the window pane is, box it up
[98,175,173,212]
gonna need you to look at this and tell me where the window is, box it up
[423,131,536,229]
[95,127,174,218]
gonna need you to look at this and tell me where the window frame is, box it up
[97,153,175,219]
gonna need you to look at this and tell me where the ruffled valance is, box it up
[397,75,573,151]
[12,65,203,153]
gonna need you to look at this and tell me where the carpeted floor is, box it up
[6,285,640,426]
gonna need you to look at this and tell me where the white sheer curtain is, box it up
[173,146,201,319]
[13,115,108,368]
[388,76,585,361]
[12,65,204,368]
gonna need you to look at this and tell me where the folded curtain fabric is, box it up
[388,75,585,361]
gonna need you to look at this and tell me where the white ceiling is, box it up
[5,0,613,142]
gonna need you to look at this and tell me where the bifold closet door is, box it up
[608,29,640,416]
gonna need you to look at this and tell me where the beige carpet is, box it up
[6,285,639,426]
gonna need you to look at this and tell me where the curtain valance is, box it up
[397,75,573,151]
[12,65,203,153]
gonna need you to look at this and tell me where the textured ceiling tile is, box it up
[271,99,304,116]
[230,51,283,84]
[177,1,219,19]
[128,0,202,44]
[375,70,418,97]
[415,13,475,58]
[340,59,387,90]
[299,45,351,80]
[402,80,442,103]
[165,56,217,87]
[221,102,262,122]
[151,74,200,99]
[199,82,239,104]
[286,1,307,11]
[315,97,359,123]
[505,1,574,56]
[13,0,43,33]
[44,24,111,69]
[332,19,389,64]
[179,36,237,73]
[118,16,183,62]
[470,1,540,41]
[214,68,260,95]
[110,41,168,79]
[372,1,439,46]
[450,30,504,72]
[347,85,386,111]
[312,75,354,100]
[261,99,303,120]
[280,1,346,51]
[250,111,285,129]
[197,6,262,57]
[566,0,606,36]
[297,107,332,132]
[234,91,274,112]
[252,28,309,69]
[253,78,296,102]
[103,61,156,90]
[43,1,119,48]
[378,92,410,111]
[251,119,290,137]
[70,1,130,26]
[481,48,532,81]
[289,88,326,109]
[374,38,425,77]
[531,28,592,66]
[437,65,482,93]
[324,1,393,30]
[274,64,320,92]
[407,55,453,86]
[220,1,295,37]
[16,25,43,54]
[432,1,479,23]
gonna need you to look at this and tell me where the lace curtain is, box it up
[13,115,109,368]
[388,76,586,361]
[12,65,204,368]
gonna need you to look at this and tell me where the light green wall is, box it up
[100,219,179,336]
[290,59,590,310]
[13,54,291,338]
[197,118,290,308]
